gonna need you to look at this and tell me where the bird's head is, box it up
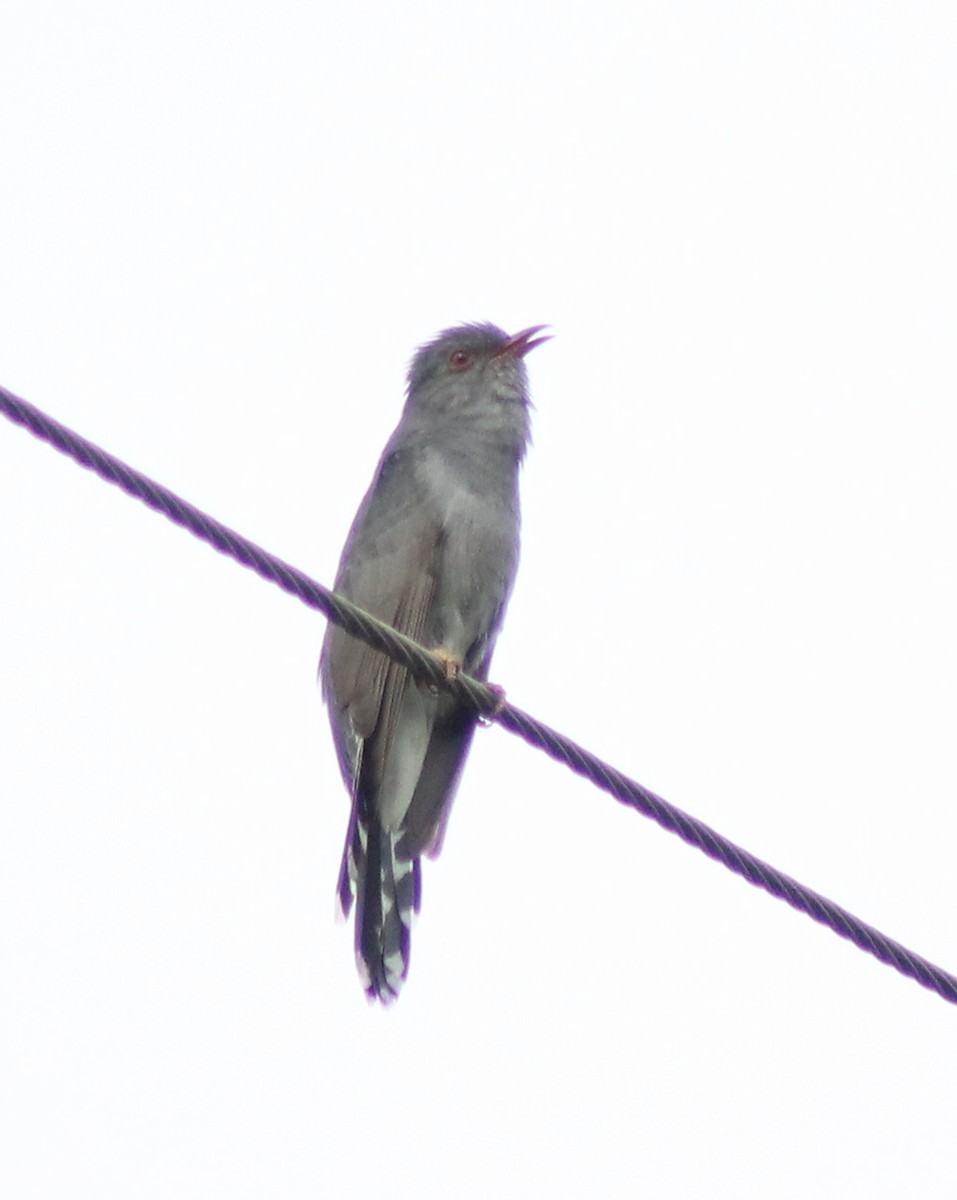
[405,323,550,419]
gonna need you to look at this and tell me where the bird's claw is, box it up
[432,649,462,681]
[421,647,462,694]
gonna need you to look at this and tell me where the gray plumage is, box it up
[320,322,548,1002]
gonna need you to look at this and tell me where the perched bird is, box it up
[320,322,548,1002]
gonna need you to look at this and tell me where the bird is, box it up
[320,322,548,1002]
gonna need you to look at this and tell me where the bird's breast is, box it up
[418,449,521,665]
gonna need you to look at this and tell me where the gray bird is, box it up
[320,322,548,1002]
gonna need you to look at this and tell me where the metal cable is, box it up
[3,381,955,1006]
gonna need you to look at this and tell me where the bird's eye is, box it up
[448,349,472,371]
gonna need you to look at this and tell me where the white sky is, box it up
[2,3,957,1196]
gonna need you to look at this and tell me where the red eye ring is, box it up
[449,349,472,371]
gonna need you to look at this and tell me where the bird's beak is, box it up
[500,325,552,358]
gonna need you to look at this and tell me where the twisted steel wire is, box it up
[3,381,955,1006]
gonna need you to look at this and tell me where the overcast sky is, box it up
[3,3,957,1196]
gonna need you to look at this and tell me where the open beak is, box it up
[500,324,552,358]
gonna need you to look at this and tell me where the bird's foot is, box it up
[431,648,462,681]
[422,647,462,693]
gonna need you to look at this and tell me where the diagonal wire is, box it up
[3,380,956,1007]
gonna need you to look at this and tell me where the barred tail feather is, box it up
[346,817,420,1003]
[335,801,363,921]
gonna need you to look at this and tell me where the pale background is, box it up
[2,3,956,1196]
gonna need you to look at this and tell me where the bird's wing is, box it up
[321,448,443,823]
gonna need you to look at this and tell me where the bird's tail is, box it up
[337,810,420,1003]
